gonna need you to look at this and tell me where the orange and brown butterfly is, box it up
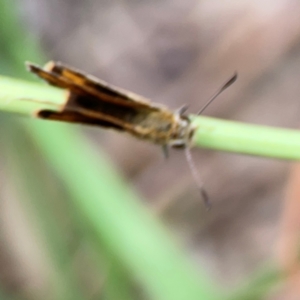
[26,61,236,208]
[26,61,193,154]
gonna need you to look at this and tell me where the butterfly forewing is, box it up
[43,61,160,110]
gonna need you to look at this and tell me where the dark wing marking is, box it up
[37,109,125,131]
[26,63,137,130]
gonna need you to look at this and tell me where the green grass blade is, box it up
[26,121,218,300]
[103,255,134,300]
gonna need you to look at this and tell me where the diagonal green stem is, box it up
[27,121,218,300]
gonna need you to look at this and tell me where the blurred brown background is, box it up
[3,0,300,298]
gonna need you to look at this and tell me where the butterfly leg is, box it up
[184,146,211,210]
[162,144,170,159]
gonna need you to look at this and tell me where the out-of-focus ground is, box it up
[2,0,300,298]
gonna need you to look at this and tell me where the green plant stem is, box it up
[0,76,64,115]
[191,115,300,160]
[1,76,300,161]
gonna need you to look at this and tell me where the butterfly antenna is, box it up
[197,73,237,115]
[184,146,211,210]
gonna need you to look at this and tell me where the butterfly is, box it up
[27,61,236,208]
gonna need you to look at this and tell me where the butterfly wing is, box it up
[27,61,161,110]
[27,61,176,144]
